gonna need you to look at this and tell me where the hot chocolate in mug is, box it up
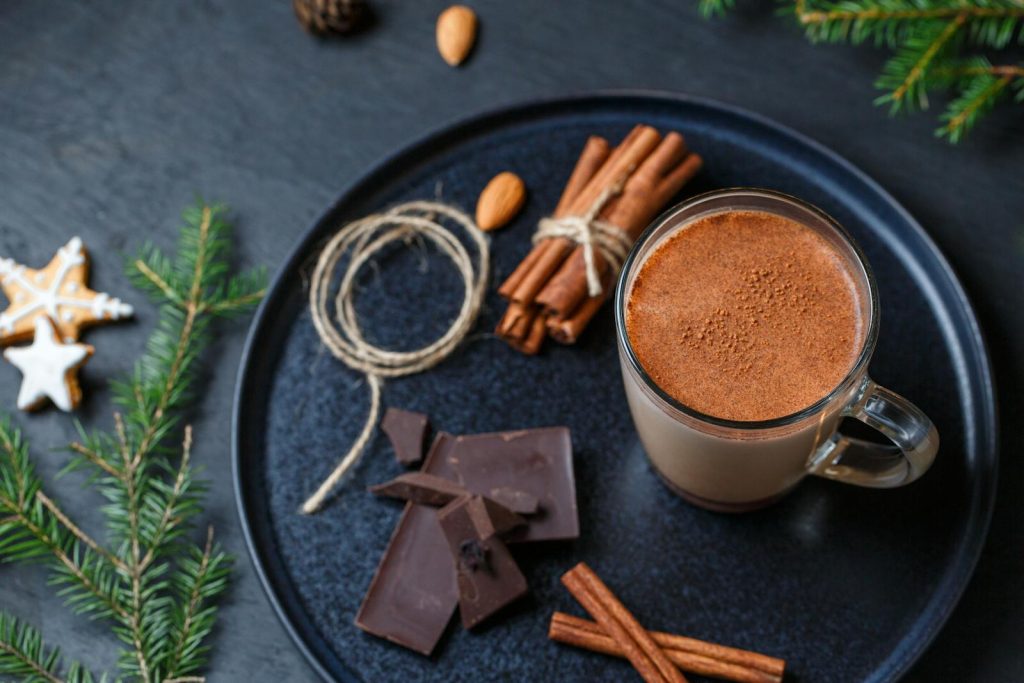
[615,188,939,511]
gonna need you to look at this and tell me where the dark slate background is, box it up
[0,1,1020,681]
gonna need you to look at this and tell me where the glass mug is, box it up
[614,189,939,512]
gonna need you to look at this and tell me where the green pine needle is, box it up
[702,0,1024,141]
[874,18,965,113]
[0,611,100,683]
[699,0,736,19]
[0,200,266,682]
[937,69,1013,141]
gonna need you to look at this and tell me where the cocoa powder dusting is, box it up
[625,210,866,422]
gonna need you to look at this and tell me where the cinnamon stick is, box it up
[556,136,614,216]
[537,139,703,317]
[497,125,704,352]
[497,135,611,301]
[505,310,547,355]
[506,126,660,305]
[562,126,662,218]
[549,612,785,683]
[545,267,613,344]
[496,242,545,300]
[562,563,686,683]
[496,300,536,339]
[546,290,606,344]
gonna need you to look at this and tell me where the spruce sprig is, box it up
[699,0,1024,141]
[0,201,266,682]
[0,613,100,683]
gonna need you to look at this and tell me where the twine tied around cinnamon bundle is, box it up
[302,200,489,514]
[531,182,634,297]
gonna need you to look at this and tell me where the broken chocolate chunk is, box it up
[368,471,467,506]
[356,427,577,655]
[478,496,527,537]
[355,434,458,655]
[369,473,526,535]
[443,427,578,543]
[380,407,429,466]
[488,486,540,515]
[438,495,529,630]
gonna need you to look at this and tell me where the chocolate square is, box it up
[438,495,529,629]
[380,408,429,466]
[354,433,458,655]
[355,427,577,655]
[443,427,578,543]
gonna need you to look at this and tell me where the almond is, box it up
[436,5,477,67]
[476,172,526,231]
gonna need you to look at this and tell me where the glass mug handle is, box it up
[807,378,939,487]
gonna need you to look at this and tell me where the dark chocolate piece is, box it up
[443,427,578,543]
[438,495,529,629]
[354,433,458,655]
[368,471,467,506]
[355,427,576,654]
[369,473,526,534]
[488,486,540,515]
[479,496,527,537]
[380,407,429,466]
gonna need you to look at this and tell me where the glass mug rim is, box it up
[613,187,881,431]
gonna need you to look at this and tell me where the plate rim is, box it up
[231,89,999,683]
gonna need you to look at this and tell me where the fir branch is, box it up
[938,70,1014,140]
[931,60,1024,81]
[0,200,265,682]
[132,259,183,308]
[0,615,102,683]
[704,0,1024,140]
[163,528,231,681]
[137,427,199,572]
[0,612,66,683]
[798,1,1024,25]
[875,16,967,112]
[0,421,127,621]
[699,0,736,19]
[67,442,121,480]
[35,491,127,574]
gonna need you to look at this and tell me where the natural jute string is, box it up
[532,183,633,297]
[302,201,489,514]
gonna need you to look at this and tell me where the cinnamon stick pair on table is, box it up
[553,563,785,683]
[496,125,703,354]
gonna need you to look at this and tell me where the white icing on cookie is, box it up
[4,316,92,412]
[0,236,134,341]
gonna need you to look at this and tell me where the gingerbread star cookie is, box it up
[4,316,94,412]
[0,236,133,346]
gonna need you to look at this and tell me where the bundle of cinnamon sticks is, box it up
[496,125,703,354]
[554,563,785,683]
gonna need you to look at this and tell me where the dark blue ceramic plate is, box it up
[232,93,997,683]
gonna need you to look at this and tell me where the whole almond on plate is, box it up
[436,5,477,67]
[476,172,526,231]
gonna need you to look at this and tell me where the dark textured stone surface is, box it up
[0,1,1020,682]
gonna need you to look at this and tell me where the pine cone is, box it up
[293,0,371,36]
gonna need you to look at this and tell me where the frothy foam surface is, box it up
[625,210,866,422]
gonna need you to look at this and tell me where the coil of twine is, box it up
[302,200,489,514]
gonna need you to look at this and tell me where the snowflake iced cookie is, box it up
[0,236,133,346]
[4,316,94,412]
